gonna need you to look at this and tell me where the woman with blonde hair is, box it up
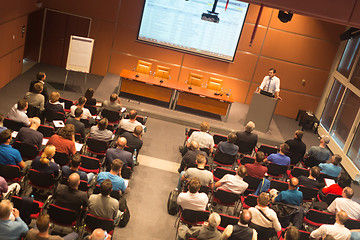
[31,145,60,177]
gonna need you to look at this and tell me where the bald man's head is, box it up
[190,141,199,150]
[90,228,107,240]
[117,137,127,149]
[68,173,80,189]
[239,209,252,225]
[289,177,299,189]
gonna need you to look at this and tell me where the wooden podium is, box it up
[245,92,278,133]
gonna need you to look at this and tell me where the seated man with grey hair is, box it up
[15,117,43,150]
[319,154,342,178]
[305,135,331,167]
[178,212,223,240]
[235,121,257,155]
[0,199,28,240]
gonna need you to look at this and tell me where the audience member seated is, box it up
[178,141,207,173]
[89,118,114,142]
[119,110,141,132]
[53,173,88,212]
[66,108,85,142]
[30,72,48,102]
[31,145,60,177]
[0,114,7,133]
[285,130,306,163]
[319,154,342,178]
[298,166,324,189]
[102,93,122,111]
[305,135,331,165]
[223,209,257,240]
[177,154,213,191]
[105,137,133,170]
[26,214,78,240]
[284,226,299,240]
[248,192,281,238]
[97,159,127,193]
[245,151,267,179]
[272,177,303,229]
[310,210,351,240]
[217,132,239,156]
[7,99,31,126]
[235,121,258,153]
[272,177,303,206]
[0,129,25,169]
[215,165,248,195]
[120,125,143,151]
[70,96,92,119]
[89,179,121,225]
[328,187,360,220]
[0,176,20,199]
[178,212,223,240]
[186,121,214,153]
[320,172,351,198]
[62,154,93,183]
[46,124,76,156]
[85,88,96,106]
[265,143,290,166]
[177,178,208,211]
[15,117,43,150]
[86,228,111,240]
[24,82,45,112]
[44,92,65,117]
[0,199,28,240]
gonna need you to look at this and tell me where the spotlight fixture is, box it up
[278,10,293,23]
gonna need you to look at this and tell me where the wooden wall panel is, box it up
[17,0,39,18]
[118,0,144,27]
[24,9,44,61]
[0,54,12,89]
[269,10,345,43]
[262,29,338,70]
[44,0,120,22]
[237,24,267,54]
[245,4,273,26]
[10,46,24,81]
[0,21,15,57]
[11,16,28,50]
[89,20,115,76]
[254,57,330,97]
[273,90,320,118]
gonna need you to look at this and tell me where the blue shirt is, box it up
[267,153,290,166]
[0,144,22,166]
[62,165,88,182]
[97,172,126,192]
[275,189,303,206]
[319,163,341,178]
[0,217,29,240]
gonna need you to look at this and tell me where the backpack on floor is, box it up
[167,190,179,215]
[118,196,130,227]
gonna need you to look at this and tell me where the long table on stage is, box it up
[119,69,234,119]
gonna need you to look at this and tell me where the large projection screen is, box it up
[137,0,249,62]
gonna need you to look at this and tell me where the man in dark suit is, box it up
[235,121,258,155]
[30,72,48,102]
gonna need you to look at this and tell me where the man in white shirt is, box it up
[249,192,281,238]
[310,210,351,240]
[257,68,281,100]
[119,110,142,133]
[7,99,31,127]
[70,96,92,119]
[328,187,360,220]
[187,121,214,152]
[214,165,248,195]
[177,178,208,211]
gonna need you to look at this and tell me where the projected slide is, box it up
[138,0,249,62]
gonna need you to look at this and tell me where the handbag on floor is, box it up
[167,190,179,215]
[118,196,130,227]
